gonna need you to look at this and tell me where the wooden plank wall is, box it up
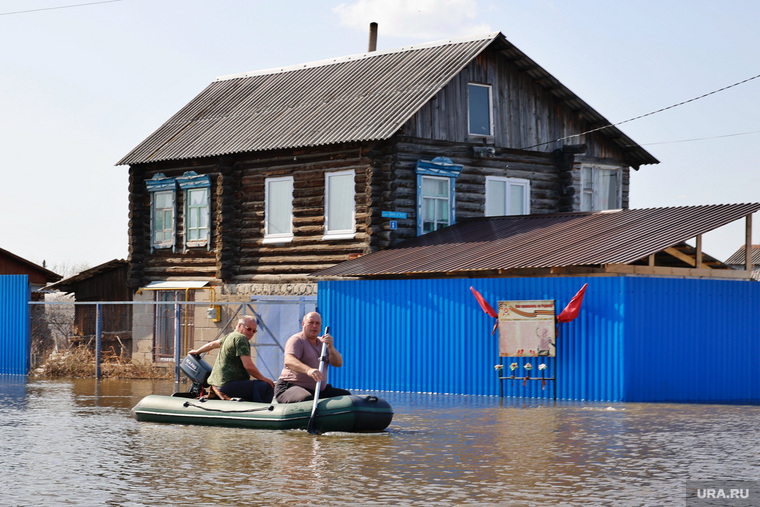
[407,46,629,161]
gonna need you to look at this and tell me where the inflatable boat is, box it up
[131,393,393,433]
[131,354,393,433]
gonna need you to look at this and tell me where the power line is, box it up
[520,72,760,150]
[0,0,121,16]
[642,129,760,146]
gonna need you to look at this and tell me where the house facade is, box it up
[118,32,658,363]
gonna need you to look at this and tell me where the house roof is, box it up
[117,32,657,168]
[311,203,760,278]
[0,246,61,284]
[44,259,127,292]
[725,245,760,266]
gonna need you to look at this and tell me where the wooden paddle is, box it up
[307,326,329,434]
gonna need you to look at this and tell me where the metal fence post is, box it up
[174,302,181,384]
[95,303,102,379]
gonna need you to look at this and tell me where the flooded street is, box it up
[2,377,759,506]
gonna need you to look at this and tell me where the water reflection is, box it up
[2,377,760,506]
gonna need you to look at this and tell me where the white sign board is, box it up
[497,300,556,357]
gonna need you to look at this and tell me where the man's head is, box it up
[237,315,258,340]
[302,312,322,340]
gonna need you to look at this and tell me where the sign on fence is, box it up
[497,300,556,357]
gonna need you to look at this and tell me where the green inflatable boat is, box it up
[131,393,393,433]
[132,353,393,433]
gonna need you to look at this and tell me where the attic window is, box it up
[468,83,492,137]
[146,173,176,252]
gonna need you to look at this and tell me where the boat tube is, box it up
[131,393,394,433]
[131,354,393,432]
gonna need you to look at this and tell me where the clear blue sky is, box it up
[2,0,758,274]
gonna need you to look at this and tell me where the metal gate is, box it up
[248,296,317,381]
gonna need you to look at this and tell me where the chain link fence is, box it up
[29,298,316,382]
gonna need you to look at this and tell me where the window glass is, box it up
[325,170,355,236]
[153,191,174,246]
[186,188,209,241]
[265,177,294,239]
[580,166,620,211]
[485,177,530,216]
[600,170,619,209]
[154,290,193,362]
[486,179,506,216]
[468,84,492,136]
[509,184,526,215]
[421,175,450,233]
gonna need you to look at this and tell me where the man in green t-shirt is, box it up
[189,315,274,402]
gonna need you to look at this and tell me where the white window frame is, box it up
[485,176,530,216]
[580,164,622,211]
[264,176,294,244]
[415,157,462,236]
[177,171,211,251]
[468,83,493,137]
[323,169,356,240]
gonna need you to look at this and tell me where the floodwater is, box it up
[2,377,759,506]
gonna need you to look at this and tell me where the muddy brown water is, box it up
[2,377,758,506]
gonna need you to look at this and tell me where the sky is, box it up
[1,0,759,275]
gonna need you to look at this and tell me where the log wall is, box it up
[126,42,636,291]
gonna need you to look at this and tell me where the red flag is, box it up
[470,286,498,319]
[557,283,588,323]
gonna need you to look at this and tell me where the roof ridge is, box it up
[214,31,502,82]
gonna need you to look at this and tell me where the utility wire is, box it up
[642,129,760,146]
[0,0,121,16]
[520,72,760,150]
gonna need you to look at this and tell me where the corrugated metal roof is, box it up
[44,259,126,292]
[117,32,657,167]
[725,245,760,265]
[312,203,760,278]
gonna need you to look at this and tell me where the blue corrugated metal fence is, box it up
[0,275,30,375]
[318,276,760,403]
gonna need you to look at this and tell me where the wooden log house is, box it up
[118,31,658,298]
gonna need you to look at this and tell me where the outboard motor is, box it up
[179,354,212,397]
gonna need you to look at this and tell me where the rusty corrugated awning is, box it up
[312,203,760,278]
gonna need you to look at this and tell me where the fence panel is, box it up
[0,275,30,375]
[27,298,316,384]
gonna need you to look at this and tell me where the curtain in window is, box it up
[486,180,506,216]
[422,176,450,232]
[327,172,354,233]
[266,178,293,236]
[597,169,619,209]
[509,184,526,215]
[187,188,209,241]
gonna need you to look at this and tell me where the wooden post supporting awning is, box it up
[746,214,753,271]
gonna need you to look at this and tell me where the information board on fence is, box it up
[497,300,556,357]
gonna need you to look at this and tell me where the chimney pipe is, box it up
[368,22,378,52]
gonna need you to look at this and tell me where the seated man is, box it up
[189,315,274,403]
[274,311,351,403]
